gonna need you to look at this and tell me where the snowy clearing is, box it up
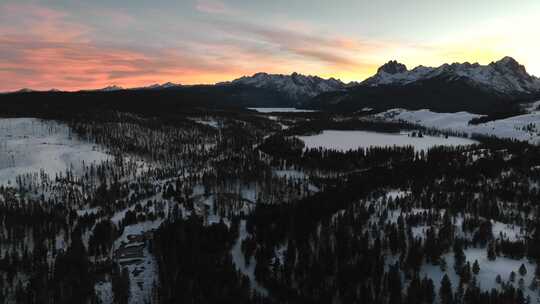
[0,118,111,186]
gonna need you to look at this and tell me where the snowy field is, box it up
[297,130,478,152]
[0,118,110,186]
[377,108,540,144]
[420,248,538,301]
[247,107,317,113]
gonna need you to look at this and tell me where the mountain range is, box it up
[3,56,539,115]
[310,57,540,114]
[222,72,346,102]
[362,57,540,96]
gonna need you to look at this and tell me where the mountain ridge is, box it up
[4,56,540,114]
[361,56,540,96]
[220,72,346,102]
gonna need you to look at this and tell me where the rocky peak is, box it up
[377,60,408,75]
[490,56,529,76]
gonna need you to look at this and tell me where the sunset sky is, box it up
[1,0,539,91]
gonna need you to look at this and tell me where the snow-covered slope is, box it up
[97,85,124,92]
[137,82,182,90]
[377,108,540,144]
[363,57,540,96]
[226,72,346,101]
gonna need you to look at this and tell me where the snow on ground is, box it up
[491,220,525,241]
[199,195,232,226]
[95,281,113,304]
[115,220,164,250]
[191,118,221,128]
[421,248,538,301]
[111,197,157,225]
[386,189,411,200]
[231,220,269,296]
[76,206,101,216]
[240,183,258,203]
[273,169,306,179]
[55,230,67,251]
[297,130,477,152]
[0,118,111,186]
[248,108,317,113]
[114,219,165,304]
[377,108,540,144]
[522,100,540,113]
[126,246,159,304]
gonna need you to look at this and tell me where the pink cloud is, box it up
[0,3,384,91]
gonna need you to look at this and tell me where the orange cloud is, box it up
[14,2,539,91]
[0,4,387,91]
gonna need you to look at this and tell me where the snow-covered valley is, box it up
[376,108,540,144]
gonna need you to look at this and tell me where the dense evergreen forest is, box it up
[0,97,539,304]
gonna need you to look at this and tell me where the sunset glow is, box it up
[1,0,539,91]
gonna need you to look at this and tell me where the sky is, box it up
[1,0,539,91]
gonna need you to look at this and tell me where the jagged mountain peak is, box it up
[495,56,520,67]
[227,72,346,101]
[490,56,529,77]
[378,60,408,74]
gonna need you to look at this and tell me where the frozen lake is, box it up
[0,118,110,186]
[298,130,478,152]
[248,107,317,113]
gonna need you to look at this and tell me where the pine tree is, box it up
[528,278,538,291]
[388,262,402,304]
[440,257,447,272]
[519,263,527,276]
[487,241,496,261]
[421,277,435,304]
[453,240,466,274]
[509,271,516,282]
[472,259,480,275]
[406,276,421,304]
[519,278,525,290]
[439,274,453,304]
[112,266,130,304]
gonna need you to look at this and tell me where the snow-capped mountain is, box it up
[226,72,346,101]
[17,88,35,93]
[98,85,124,92]
[362,57,540,96]
[139,82,182,90]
